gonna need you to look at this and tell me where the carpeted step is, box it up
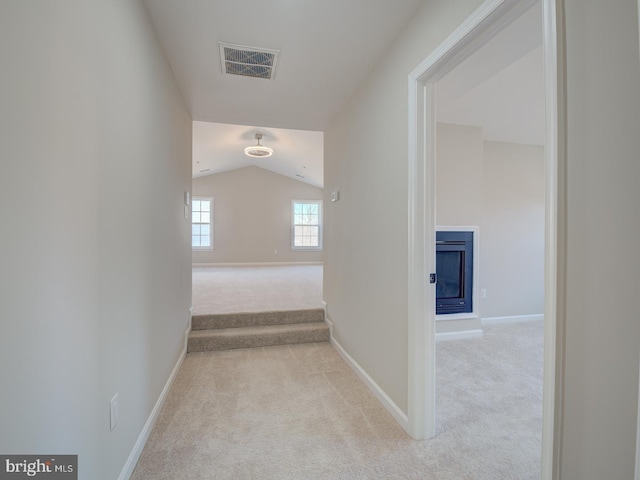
[188,322,329,352]
[192,308,324,330]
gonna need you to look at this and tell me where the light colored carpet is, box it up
[192,265,323,315]
[131,320,542,479]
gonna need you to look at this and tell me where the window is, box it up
[292,200,322,249]
[192,197,213,249]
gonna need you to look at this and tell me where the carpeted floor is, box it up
[131,320,543,479]
[192,265,323,315]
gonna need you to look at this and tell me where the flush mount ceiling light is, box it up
[244,133,273,158]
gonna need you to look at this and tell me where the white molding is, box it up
[328,315,409,431]
[541,0,566,478]
[192,261,323,267]
[184,324,192,351]
[409,0,538,84]
[117,327,189,480]
[436,329,483,342]
[482,314,544,325]
[324,310,333,338]
[437,313,480,322]
[407,70,435,442]
[635,352,640,480]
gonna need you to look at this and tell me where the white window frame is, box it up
[192,196,213,250]
[291,200,322,250]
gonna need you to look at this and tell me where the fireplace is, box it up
[436,231,473,315]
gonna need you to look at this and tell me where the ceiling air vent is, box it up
[219,42,280,80]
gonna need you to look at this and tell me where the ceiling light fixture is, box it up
[244,133,273,158]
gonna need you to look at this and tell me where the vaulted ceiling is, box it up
[143,0,544,187]
[142,0,424,131]
[437,2,544,146]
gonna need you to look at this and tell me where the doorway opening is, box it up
[407,0,565,478]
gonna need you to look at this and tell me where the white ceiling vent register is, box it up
[219,42,280,80]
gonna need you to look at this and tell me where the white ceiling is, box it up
[142,0,424,186]
[142,0,424,131]
[144,0,545,187]
[437,2,544,145]
[192,122,324,187]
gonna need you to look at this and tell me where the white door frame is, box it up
[407,0,566,478]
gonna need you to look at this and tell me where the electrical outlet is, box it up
[110,393,119,431]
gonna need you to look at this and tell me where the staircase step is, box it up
[188,322,329,353]
[191,308,324,330]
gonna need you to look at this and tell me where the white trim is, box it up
[436,329,483,342]
[438,313,480,322]
[482,314,544,325]
[541,0,566,477]
[184,324,192,351]
[635,352,640,480]
[117,326,189,480]
[409,0,539,83]
[323,308,333,337]
[192,261,323,268]
[407,74,435,442]
[407,5,565,479]
[327,314,409,431]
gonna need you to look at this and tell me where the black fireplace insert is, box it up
[436,231,473,315]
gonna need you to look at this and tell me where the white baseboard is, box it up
[117,326,189,480]
[436,329,483,342]
[436,313,480,322]
[192,261,323,267]
[323,305,332,337]
[482,314,544,325]
[635,352,640,480]
[326,315,409,432]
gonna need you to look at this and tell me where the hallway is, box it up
[131,320,543,479]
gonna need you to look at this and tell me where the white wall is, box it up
[482,139,544,317]
[324,0,485,415]
[435,123,545,320]
[326,1,640,473]
[192,166,324,264]
[0,2,192,479]
[436,123,485,225]
[560,0,640,478]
